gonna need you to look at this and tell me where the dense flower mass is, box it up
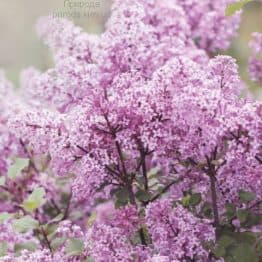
[248,32,262,84]
[146,200,215,261]
[0,0,261,261]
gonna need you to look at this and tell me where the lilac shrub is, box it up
[0,0,261,261]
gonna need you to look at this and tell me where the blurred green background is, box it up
[0,0,261,97]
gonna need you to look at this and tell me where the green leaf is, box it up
[114,188,129,207]
[47,214,64,224]
[131,225,151,246]
[0,212,14,224]
[225,256,235,262]
[147,167,160,178]
[70,211,83,221]
[8,158,29,180]
[225,203,236,220]
[136,176,146,187]
[84,258,95,262]
[243,212,262,227]
[0,242,8,257]
[87,212,97,227]
[0,177,5,186]
[214,244,226,258]
[228,243,258,262]
[181,195,191,207]
[181,193,202,207]
[225,0,252,16]
[189,193,202,206]
[115,188,129,200]
[135,190,151,202]
[22,187,46,212]
[45,224,59,240]
[65,238,84,256]
[235,231,257,245]
[237,209,249,224]
[51,237,66,251]
[12,215,39,233]
[213,234,235,257]
[115,199,127,208]
[202,202,212,218]
[15,241,38,254]
[219,235,235,247]
[236,209,262,227]
[239,190,256,203]
[256,239,262,257]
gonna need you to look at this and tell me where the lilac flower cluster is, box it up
[0,0,261,261]
[248,32,262,84]
[146,200,214,261]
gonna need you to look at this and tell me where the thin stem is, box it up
[105,165,124,185]
[50,199,62,214]
[103,114,147,244]
[206,155,220,239]
[41,227,53,255]
[135,138,150,191]
[115,141,128,177]
[141,156,148,191]
[148,178,183,203]
[139,228,147,246]
[126,178,136,206]
[115,140,147,243]
[114,140,148,244]
[105,165,121,177]
[114,140,136,204]
[209,174,220,238]
[255,155,262,164]
[0,185,9,192]
[168,221,179,237]
[62,190,72,220]
[76,145,89,154]
[19,139,39,173]
[248,200,262,210]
